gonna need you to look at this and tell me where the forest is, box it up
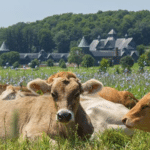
[0,9,150,53]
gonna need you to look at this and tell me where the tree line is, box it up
[1,10,150,53]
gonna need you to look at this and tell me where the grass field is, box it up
[0,63,150,149]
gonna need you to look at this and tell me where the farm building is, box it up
[78,29,139,64]
[0,29,138,65]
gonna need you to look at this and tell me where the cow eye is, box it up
[141,105,149,110]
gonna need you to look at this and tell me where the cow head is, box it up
[0,85,37,100]
[122,93,150,132]
[27,77,103,124]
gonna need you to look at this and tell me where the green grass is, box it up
[0,63,150,149]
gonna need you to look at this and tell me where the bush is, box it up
[13,61,20,68]
[0,51,20,66]
[108,58,114,67]
[60,61,67,68]
[59,59,65,67]
[81,54,95,68]
[136,44,145,56]
[47,59,54,67]
[99,58,109,72]
[120,56,134,71]
[29,59,40,68]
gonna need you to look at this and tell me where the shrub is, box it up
[13,61,20,68]
[60,61,67,68]
[0,51,20,66]
[108,58,114,67]
[47,59,54,67]
[99,58,109,72]
[81,54,95,68]
[59,58,65,67]
[29,59,40,68]
[120,56,134,71]
[136,44,145,56]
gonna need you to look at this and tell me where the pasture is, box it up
[0,63,150,149]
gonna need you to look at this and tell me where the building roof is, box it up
[108,29,117,35]
[0,42,9,51]
[78,36,89,47]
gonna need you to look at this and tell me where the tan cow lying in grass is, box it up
[0,85,37,100]
[46,72,134,136]
[122,93,150,132]
[98,87,138,109]
[0,84,8,95]
[0,76,104,141]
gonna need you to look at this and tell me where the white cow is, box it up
[80,94,134,138]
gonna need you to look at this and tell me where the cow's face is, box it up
[27,77,103,124]
[122,93,150,132]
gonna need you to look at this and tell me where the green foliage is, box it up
[81,54,95,68]
[2,10,150,54]
[99,58,110,72]
[144,50,150,66]
[47,59,54,67]
[59,58,65,67]
[0,51,20,66]
[107,58,114,67]
[68,47,84,68]
[59,59,67,68]
[137,54,147,68]
[13,61,20,68]
[120,56,134,70]
[29,59,40,68]
[136,44,145,55]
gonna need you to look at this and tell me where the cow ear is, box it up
[27,78,51,95]
[81,79,103,94]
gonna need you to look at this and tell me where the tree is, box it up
[59,60,67,68]
[136,44,145,56]
[81,54,95,68]
[53,31,70,53]
[99,58,110,72]
[13,61,20,68]
[59,58,65,67]
[137,54,147,71]
[0,51,20,66]
[144,50,150,66]
[47,59,54,67]
[68,47,84,68]
[39,29,54,53]
[120,56,134,72]
[29,59,40,68]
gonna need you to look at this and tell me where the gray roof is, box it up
[108,29,117,35]
[78,36,89,47]
[90,36,135,51]
[91,51,115,57]
[0,42,9,51]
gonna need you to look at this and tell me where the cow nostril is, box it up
[122,118,127,124]
[57,112,72,122]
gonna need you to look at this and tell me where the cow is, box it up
[80,94,134,137]
[0,76,103,141]
[0,85,37,100]
[47,72,138,108]
[98,87,138,109]
[0,84,8,95]
[122,92,150,132]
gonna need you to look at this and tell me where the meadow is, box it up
[0,63,150,149]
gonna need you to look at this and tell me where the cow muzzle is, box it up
[56,109,74,123]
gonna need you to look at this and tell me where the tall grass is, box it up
[0,63,150,149]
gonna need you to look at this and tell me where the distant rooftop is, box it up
[0,42,9,51]
[78,36,89,47]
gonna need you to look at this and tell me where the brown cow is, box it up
[0,84,8,95]
[0,85,37,100]
[98,87,138,109]
[0,76,103,141]
[122,93,150,132]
